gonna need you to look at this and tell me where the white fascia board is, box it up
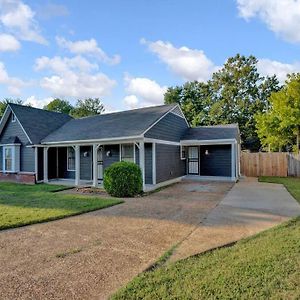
[8,105,33,144]
[144,138,180,146]
[180,139,237,146]
[171,104,190,127]
[41,135,143,146]
[141,106,176,136]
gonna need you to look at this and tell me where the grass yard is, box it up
[112,177,300,300]
[0,182,123,230]
[259,176,300,203]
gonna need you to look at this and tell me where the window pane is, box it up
[67,147,75,170]
[121,144,134,162]
[4,147,13,171]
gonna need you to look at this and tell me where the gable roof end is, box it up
[8,103,72,144]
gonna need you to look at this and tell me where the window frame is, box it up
[180,145,186,160]
[120,143,135,163]
[3,146,14,172]
[67,146,76,171]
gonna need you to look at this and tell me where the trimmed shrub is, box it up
[103,161,142,197]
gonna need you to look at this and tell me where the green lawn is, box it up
[112,177,300,300]
[259,176,300,203]
[0,182,123,230]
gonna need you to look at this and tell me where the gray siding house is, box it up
[0,103,240,191]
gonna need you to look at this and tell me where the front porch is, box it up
[36,139,154,191]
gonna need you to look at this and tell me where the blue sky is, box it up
[1,0,300,112]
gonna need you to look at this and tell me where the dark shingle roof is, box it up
[42,104,176,143]
[9,103,72,144]
[181,124,239,141]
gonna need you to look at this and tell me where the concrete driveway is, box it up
[0,180,232,300]
[170,177,300,261]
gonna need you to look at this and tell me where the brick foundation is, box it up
[0,172,36,184]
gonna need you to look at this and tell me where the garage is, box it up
[181,124,240,181]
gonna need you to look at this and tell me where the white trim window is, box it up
[2,145,20,173]
[67,147,75,171]
[4,147,13,171]
[121,144,134,162]
[180,145,186,160]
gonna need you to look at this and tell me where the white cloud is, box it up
[0,33,20,51]
[35,56,98,73]
[237,0,300,43]
[35,55,116,98]
[141,38,218,81]
[0,61,25,95]
[124,75,167,108]
[257,58,300,82]
[0,0,47,44]
[123,95,139,109]
[56,37,121,65]
[24,95,53,108]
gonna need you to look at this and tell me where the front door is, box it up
[188,146,199,174]
[97,147,104,180]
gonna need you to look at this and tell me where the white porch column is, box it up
[43,147,48,183]
[152,142,156,185]
[93,144,98,187]
[34,147,38,182]
[231,143,235,181]
[139,141,145,190]
[75,145,80,186]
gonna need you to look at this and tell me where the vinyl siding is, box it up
[145,143,152,184]
[103,145,120,171]
[145,112,188,142]
[200,145,231,177]
[0,113,34,172]
[156,144,185,183]
[80,146,92,180]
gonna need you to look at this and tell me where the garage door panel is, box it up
[200,145,231,177]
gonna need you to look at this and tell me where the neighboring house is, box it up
[0,103,240,191]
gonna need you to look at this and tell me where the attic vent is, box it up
[170,106,185,119]
[12,113,16,123]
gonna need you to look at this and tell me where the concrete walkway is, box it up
[170,178,300,262]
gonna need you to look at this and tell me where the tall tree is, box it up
[256,73,300,152]
[164,54,281,150]
[0,98,23,118]
[44,98,73,115]
[165,81,213,127]
[70,98,105,118]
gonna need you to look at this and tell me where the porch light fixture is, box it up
[83,151,89,157]
[106,150,112,157]
[205,149,209,155]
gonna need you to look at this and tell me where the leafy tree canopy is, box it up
[255,73,300,152]
[164,54,281,150]
[44,98,73,115]
[70,98,105,118]
[0,98,23,118]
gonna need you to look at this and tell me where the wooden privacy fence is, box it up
[241,152,300,177]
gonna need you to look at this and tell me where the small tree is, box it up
[44,98,73,114]
[71,98,105,118]
[255,73,300,152]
